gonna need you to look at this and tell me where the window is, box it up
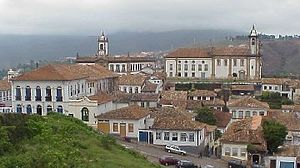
[135,87,139,93]
[240,148,247,157]
[81,107,89,121]
[224,59,228,66]
[188,133,195,142]
[238,111,243,118]
[178,72,181,77]
[240,59,245,66]
[232,110,237,118]
[45,86,52,101]
[225,147,231,156]
[204,64,208,71]
[123,87,127,93]
[180,133,187,141]
[16,86,21,101]
[25,86,31,101]
[191,64,195,71]
[198,64,202,71]
[70,85,73,96]
[47,105,52,112]
[26,105,32,114]
[116,64,120,72]
[156,132,162,140]
[141,102,145,107]
[264,86,267,90]
[169,64,173,71]
[56,87,63,102]
[252,111,257,116]
[172,132,178,141]
[164,132,170,141]
[217,59,221,66]
[184,61,188,63]
[169,72,173,77]
[269,86,272,90]
[113,123,118,132]
[275,86,278,90]
[245,111,251,118]
[57,105,63,113]
[184,64,188,71]
[36,105,42,115]
[252,38,255,45]
[233,59,237,66]
[184,72,188,77]
[178,64,181,71]
[232,148,238,156]
[110,64,114,71]
[259,111,265,116]
[129,87,133,93]
[128,123,134,133]
[191,72,195,77]
[16,104,22,113]
[36,86,41,101]
[280,162,294,168]
[122,64,126,72]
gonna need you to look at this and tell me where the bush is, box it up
[100,134,116,150]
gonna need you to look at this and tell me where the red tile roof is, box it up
[11,64,117,81]
[160,91,188,109]
[118,74,146,86]
[88,92,114,104]
[267,110,300,131]
[212,110,232,128]
[231,85,255,91]
[0,80,10,91]
[96,105,150,120]
[228,97,269,109]
[188,90,217,97]
[166,48,210,58]
[212,47,251,56]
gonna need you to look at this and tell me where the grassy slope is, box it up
[0,113,160,168]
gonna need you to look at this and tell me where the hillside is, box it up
[0,113,160,168]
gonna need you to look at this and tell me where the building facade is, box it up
[165,26,262,81]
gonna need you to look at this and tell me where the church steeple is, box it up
[249,25,259,55]
[97,30,109,56]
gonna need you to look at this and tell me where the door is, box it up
[270,159,276,168]
[252,154,260,164]
[98,120,110,133]
[201,72,206,79]
[37,105,42,115]
[120,123,126,137]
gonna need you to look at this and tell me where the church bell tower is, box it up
[249,25,260,55]
[97,31,109,56]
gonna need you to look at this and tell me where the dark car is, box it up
[159,155,179,166]
[176,160,198,168]
[228,160,246,168]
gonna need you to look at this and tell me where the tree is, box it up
[262,119,288,154]
[195,107,217,125]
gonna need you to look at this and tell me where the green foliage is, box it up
[258,91,294,109]
[214,129,222,141]
[195,107,217,125]
[0,113,159,168]
[262,119,288,154]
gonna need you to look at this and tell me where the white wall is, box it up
[228,107,267,119]
[222,143,248,161]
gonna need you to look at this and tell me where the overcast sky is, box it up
[0,0,299,35]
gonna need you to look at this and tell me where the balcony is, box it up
[35,96,42,101]
[25,96,31,101]
[56,96,63,102]
[45,96,52,102]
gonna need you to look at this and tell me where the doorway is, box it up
[120,123,126,137]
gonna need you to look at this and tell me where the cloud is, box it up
[0,0,299,35]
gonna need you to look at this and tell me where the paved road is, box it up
[118,140,228,168]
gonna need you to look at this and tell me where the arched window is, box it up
[46,86,52,101]
[16,86,21,101]
[100,44,104,50]
[37,105,42,115]
[232,73,238,78]
[16,104,22,113]
[110,64,114,71]
[47,105,52,113]
[81,107,89,121]
[252,38,255,45]
[26,105,32,114]
[57,105,63,113]
[36,86,41,101]
[25,86,31,101]
[135,87,139,93]
[56,87,62,102]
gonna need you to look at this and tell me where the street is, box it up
[118,140,228,168]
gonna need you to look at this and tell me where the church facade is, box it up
[165,26,262,81]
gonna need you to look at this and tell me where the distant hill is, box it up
[0,113,159,168]
[0,29,240,68]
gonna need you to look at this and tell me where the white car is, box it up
[165,144,186,155]
[203,165,214,168]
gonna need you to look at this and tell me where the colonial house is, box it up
[188,89,217,101]
[220,116,267,165]
[228,96,269,119]
[118,74,147,93]
[0,80,12,113]
[10,64,118,116]
[266,145,300,168]
[212,110,232,133]
[96,105,151,138]
[76,32,156,74]
[159,90,188,109]
[231,84,255,96]
[165,26,262,81]
[262,78,295,100]
[68,92,115,126]
[268,109,300,145]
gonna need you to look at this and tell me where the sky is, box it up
[0,0,300,35]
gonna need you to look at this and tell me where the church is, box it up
[76,31,156,74]
[165,26,262,81]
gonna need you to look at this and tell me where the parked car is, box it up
[203,165,214,168]
[165,144,186,155]
[159,155,179,166]
[176,160,198,168]
[228,160,246,168]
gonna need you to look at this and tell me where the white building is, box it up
[96,105,151,138]
[262,78,295,100]
[11,64,118,117]
[118,74,147,93]
[165,26,262,81]
[228,96,269,119]
[0,80,12,113]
